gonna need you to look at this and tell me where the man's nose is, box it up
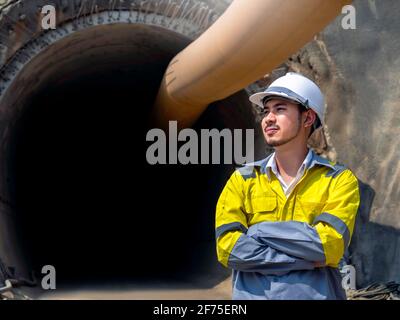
[265,111,276,124]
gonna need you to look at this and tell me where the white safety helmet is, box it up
[249,72,325,129]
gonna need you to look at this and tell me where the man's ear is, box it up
[304,110,316,128]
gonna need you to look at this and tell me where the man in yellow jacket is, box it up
[215,72,360,300]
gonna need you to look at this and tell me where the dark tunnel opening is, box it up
[10,76,225,286]
[0,23,258,293]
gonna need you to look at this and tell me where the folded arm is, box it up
[216,170,315,275]
[252,169,360,267]
[218,228,315,275]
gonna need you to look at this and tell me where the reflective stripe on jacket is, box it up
[215,150,360,300]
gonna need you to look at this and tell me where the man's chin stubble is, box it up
[266,133,299,147]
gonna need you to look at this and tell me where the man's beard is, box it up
[266,117,302,147]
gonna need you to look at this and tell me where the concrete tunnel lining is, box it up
[0,19,260,293]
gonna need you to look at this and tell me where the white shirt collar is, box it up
[265,148,313,179]
[265,149,313,197]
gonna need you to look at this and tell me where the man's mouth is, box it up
[265,127,279,135]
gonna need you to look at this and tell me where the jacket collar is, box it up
[252,149,336,180]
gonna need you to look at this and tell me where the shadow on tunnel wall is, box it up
[349,179,400,287]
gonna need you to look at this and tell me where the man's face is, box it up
[260,97,304,147]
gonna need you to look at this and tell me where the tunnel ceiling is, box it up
[1,23,193,137]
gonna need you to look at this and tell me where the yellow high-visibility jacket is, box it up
[215,150,360,299]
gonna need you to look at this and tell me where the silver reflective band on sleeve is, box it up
[216,222,248,239]
[313,212,350,248]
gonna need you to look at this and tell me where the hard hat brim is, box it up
[249,90,323,129]
[249,91,302,108]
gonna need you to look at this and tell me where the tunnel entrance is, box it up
[0,21,259,296]
[11,79,223,285]
[8,23,218,286]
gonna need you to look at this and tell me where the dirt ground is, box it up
[21,277,233,300]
